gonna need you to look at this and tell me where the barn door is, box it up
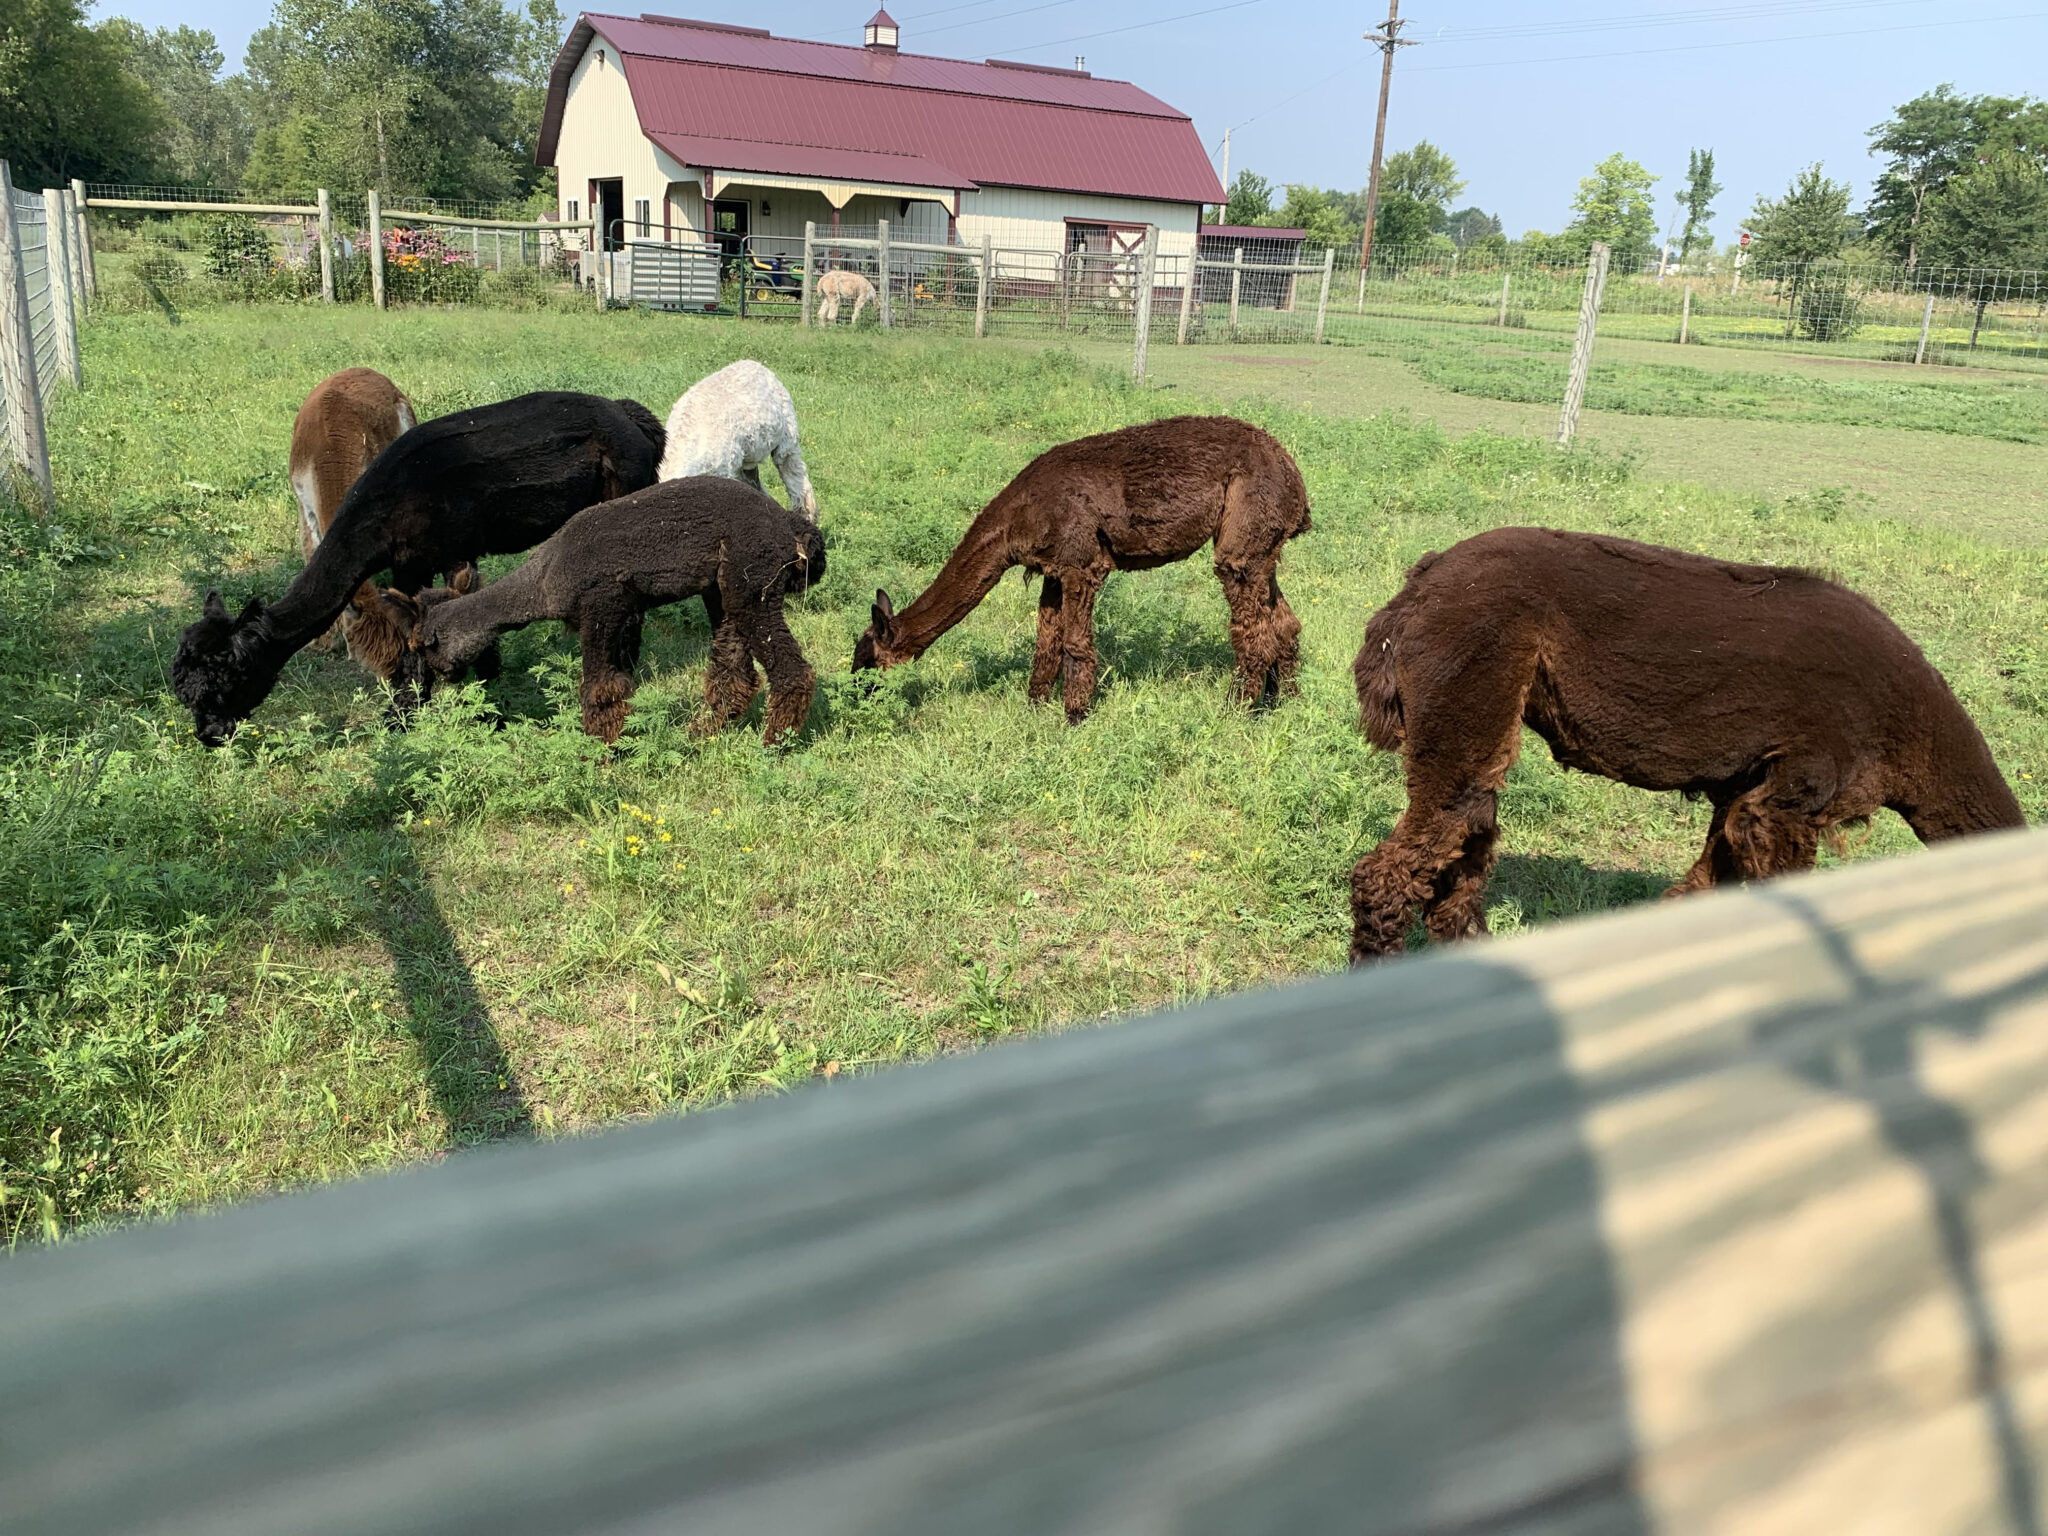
[1065,221,1145,304]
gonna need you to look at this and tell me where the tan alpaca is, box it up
[289,368,416,653]
[815,268,876,326]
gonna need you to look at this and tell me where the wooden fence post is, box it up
[316,189,335,303]
[800,220,815,327]
[975,234,991,339]
[876,219,891,329]
[1915,290,1937,365]
[1177,251,1197,344]
[60,188,87,317]
[41,189,80,387]
[1131,225,1158,383]
[1497,270,1511,327]
[367,190,385,310]
[1228,247,1243,340]
[1557,241,1611,447]
[1679,284,1693,345]
[0,162,50,499]
[1313,246,1335,344]
[68,178,93,302]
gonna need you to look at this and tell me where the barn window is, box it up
[635,198,651,237]
[567,198,580,223]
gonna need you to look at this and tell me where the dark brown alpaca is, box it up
[395,477,825,745]
[1349,527,2025,961]
[851,416,1310,721]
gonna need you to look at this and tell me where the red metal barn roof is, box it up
[539,12,1225,206]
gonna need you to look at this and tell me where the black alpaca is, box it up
[171,391,665,746]
[396,476,826,745]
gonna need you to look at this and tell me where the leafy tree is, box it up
[0,0,162,186]
[1443,206,1502,248]
[1381,140,1464,222]
[1675,148,1721,265]
[1746,163,1857,266]
[1366,192,1435,251]
[1919,151,2048,346]
[1261,184,1357,246]
[102,23,253,189]
[1221,168,1272,226]
[1563,153,1659,262]
[1866,86,2048,265]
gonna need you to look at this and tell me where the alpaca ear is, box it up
[203,589,227,621]
[236,595,266,625]
[451,565,479,595]
[872,589,895,629]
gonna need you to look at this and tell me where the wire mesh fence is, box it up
[11,190,57,403]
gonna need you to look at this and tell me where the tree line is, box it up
[1215,84,2048,278]
[0,0,567,204]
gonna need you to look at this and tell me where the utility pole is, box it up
[1356,0,1417,308]
[1219,128,1232,203]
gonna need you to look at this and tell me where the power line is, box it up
[1430,0,1945,44]
[920,0,1084,39]
[983,0,1270,56]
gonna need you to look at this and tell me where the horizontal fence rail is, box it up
[5,827,2048,1532]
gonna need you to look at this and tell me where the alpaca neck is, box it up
[888,504,1018,661]
[262,514,395,653]
[1895,690,2026,842]
[435,557,553,658]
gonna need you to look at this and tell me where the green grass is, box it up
[3,303,2045,1242]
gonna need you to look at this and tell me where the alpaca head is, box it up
[791,518,827,594]
[171,590,282,747]
[398,582,492,694]
[851,588,907,672]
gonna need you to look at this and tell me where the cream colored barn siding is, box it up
[956,188,1199,256]
[554,35,697,238]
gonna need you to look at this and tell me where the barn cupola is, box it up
[864,8,899,51]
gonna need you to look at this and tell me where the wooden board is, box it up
[5,828,2048,1535]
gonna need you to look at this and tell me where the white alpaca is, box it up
[815,268,876,327]
[657,359,819,520]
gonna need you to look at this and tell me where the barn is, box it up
[536,10,1224,267]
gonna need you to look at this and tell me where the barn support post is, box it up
[367,190,385,310]
[41,190,81,387]
[1557,241,1610,447]
[1130,225,1159,383]
[974,234,991,339]
[316,189,334,303]
[68,178,94,302]
[801,220,815,327]
[1915,290,1937,365]
[1228,247,1244,340]
[1679,284,1693,345]
[0,162,50,500]
[1313,247,1335,343]
[1177,252,1197,344]
[876,219,891,328]
[1497,270,1511,327]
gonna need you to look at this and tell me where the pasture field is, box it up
[3,304,2044,1241]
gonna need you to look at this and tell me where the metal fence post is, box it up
[876,219,891,328]
[316,189,335,303]
[801,220,815,327]
[1497,271,1511,327]
[1228,247,1243,340]
[1557,241,1611,447]
[975,234,991,339]
[1679,284,1693,345]
[1131,225,1158,383]
[1177,250,1197,344]
[0,162,50,498]
[1313,246,1334,344]
[41,189,80,386]
[1915,290,1936,365]
[367,190,385,310]
[68,178,94,302]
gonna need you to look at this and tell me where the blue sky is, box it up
[104,0,2048,240]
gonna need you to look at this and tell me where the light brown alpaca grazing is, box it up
[289,369,418,656]
[815,268,876,326]
[853,416,1310,721]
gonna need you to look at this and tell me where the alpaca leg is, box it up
[1027,575,1064,705]
[1421,786,1502,944]
[1057,567,1107,724]
[1666,798,1740,897]
[852,291,870,326]
[742,464,764,492]
[741,604,817,746]
[577,610,644,744]
[770,441,818,519]
[1214,558,1280,705]
[1269,573,1304,698]
[1213,468,1291,703]
[697,589,760,734]
[1721,778,1825,882]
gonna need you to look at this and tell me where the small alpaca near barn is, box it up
[173,392,664,746]
[289,368,421,656]
[815,268,876,326]
[659,360,819,520]
[853,416,1311,722]
[1348,527,2026,961]
[396,476,825,745]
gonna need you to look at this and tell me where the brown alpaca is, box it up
[1348,527,2025,961]
[288,368,421,656]
[852,416,1311,722]
[395,477,825,745]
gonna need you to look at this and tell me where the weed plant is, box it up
[2,305,2042,1241]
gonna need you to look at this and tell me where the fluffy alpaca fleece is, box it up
[815,269,875,326]
[853,415,1311,722]
[173,392,664,746]
[395,476,825,745]
[657,360,818,520]
[1348,526,2026,961]
[289,368,418,656]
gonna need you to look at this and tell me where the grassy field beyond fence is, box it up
[2,305,2043,1242]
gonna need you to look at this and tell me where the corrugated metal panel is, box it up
[622,53,1222,206]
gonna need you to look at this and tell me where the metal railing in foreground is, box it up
[6,825,2048,1533]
